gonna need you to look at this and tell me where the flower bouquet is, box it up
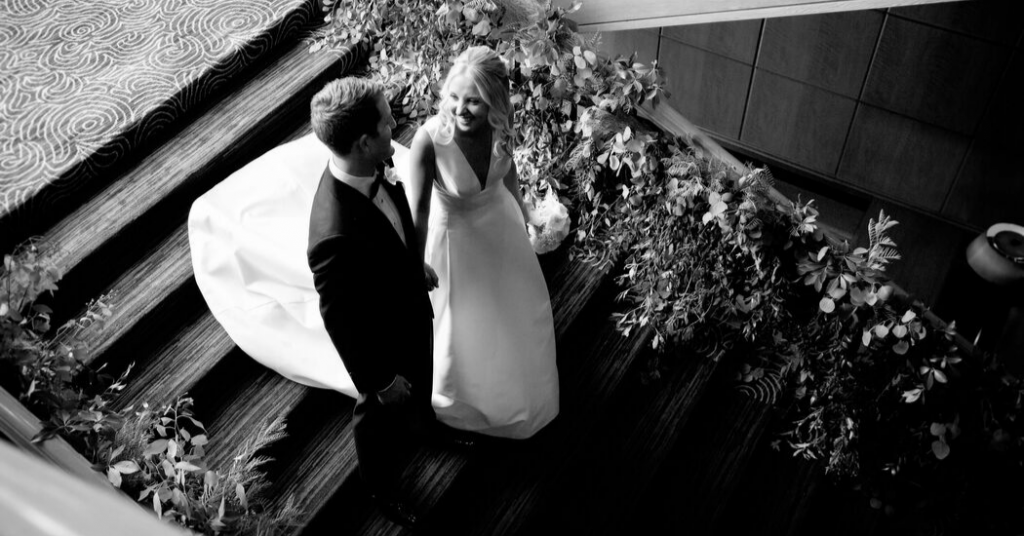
[527,189,570,254]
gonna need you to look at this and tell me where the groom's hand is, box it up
[376,375,412,406]
[423,262,439,291]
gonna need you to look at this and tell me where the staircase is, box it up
[1,7,857,536]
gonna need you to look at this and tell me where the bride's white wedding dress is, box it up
[189,126,559,438]
[424,116,559,439]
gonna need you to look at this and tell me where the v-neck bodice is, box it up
[424,115,511,200]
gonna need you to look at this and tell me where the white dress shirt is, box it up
[329,159,407,246]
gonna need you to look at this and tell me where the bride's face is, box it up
[447,74,490,136]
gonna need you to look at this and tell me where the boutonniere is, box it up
[383,165,400,185]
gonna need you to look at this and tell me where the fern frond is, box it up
[564,141,590,170]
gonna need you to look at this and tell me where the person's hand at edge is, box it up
[424,262,439,291]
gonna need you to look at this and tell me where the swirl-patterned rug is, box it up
[0,0,317,236]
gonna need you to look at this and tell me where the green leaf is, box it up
[107,467,122,488]
[236,483,248,510]
[108,445,125,463]
[901,388,922,403]
[174,461,202,472]
[138,486,155,502]
[161,459,176,479]
[112,460,140,474]
[892,340,909,355]
[153,492,163,519]
[931,438,950,460]
[143,439,169,457]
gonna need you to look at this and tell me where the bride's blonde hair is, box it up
[438,46,515,157]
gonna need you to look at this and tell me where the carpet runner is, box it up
[0,0,317,242]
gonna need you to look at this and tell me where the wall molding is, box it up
[565,0,967,32]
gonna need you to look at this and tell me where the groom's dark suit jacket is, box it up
[308,165,433,394]
[307,164,434,496]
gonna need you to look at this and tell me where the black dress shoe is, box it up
[372,495,419,528]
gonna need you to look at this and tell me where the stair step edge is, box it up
[114,312,234,411]
[56,223,195,367]
[39,39,361,297]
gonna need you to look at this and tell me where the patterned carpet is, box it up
[0,0,316,228]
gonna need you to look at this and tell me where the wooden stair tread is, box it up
[430,318,655,535]
[56,223,194,367]
[540,349,721,534]
[547,253,609,340]
[38,38,359,299]
[202,368,310,469]
[268,405,358,520]
[113,312,234,411]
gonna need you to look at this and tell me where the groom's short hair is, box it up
[310,77,384,156]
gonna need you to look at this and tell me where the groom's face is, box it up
[364,93,396,163]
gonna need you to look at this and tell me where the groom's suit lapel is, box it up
[380,178,417,253]
[325,166,412,255]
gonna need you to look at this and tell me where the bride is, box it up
[407,46,559,439]
[188,47,558,441]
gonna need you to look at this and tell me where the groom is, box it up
[307,77,436,527]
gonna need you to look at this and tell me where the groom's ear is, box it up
[350,134,366,156]
[353,133,372,156]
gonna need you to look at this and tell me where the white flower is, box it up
[527,190,570,254]
[383,166,400,185]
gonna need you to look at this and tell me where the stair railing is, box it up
[0,385,108,488]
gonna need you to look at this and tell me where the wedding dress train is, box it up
[189,133,388,398]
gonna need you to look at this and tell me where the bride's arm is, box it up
[407,128,435,262]
[502,163,529,226]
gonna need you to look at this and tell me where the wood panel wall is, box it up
[590,0,1022,328]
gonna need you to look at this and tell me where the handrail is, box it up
[637,101,849,241]
[566,0,968,32]
[638,100,978,355]
[0,440,182,536]
[0,385,110,489]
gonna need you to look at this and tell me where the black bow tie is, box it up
[369,158,396,199]
[369,169,386,200]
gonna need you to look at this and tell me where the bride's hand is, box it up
[424,262,439,290]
